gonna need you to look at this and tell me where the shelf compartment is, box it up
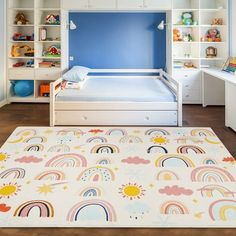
[37,10,61,26]
[37,26,61,42]
[200,26,227,42]
[9,9,34,25]
[8,0,34,9]
[173,27,199,43]
[173,0,199,10]
[172,10,199,26]
[36,0,61,9]
[8,26,34,41]
[200,43,227,59]
[8,58,34,69]
[200,0,226,10]
[200,10,227,26]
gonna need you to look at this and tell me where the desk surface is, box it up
[202,68,236,85]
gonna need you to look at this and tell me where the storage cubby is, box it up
[173,59,199,69]
[173,10,199,25]
[173,27,199,42]
[200,43,227,60]
[37,26,61,41]
[200,59,225,68]
[9,80,35,98]
[36,0,61,9]
[35,80,51,98]
[9,9,34,25]
[200,10,227,26]
[37,10,61,25]
[9,42,34,58]
[173,0,199,10]
[200,26,227,42]
[9,26,34,41]
[8,58,34,69]
[8,0,34,9]
[173,43,199,59]
[200,0,226,9]
[35,42,61,58]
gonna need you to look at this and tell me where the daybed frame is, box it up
[50,69,182,126]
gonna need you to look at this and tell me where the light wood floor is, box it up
[0,104,235,236]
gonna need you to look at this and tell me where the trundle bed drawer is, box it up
[55,111,178,126]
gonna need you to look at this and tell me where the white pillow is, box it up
[62,66,90,82]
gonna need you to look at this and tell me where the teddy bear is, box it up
[173,28,182,42]
[15,13,29,25]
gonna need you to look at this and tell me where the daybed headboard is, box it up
[69,13,166,69]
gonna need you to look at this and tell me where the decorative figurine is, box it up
[182,12,193,26]
[206,46,217,58]
[212,18,223,25]
[205,28,222,42]
[45,14,60,25]
[14,12,29,25]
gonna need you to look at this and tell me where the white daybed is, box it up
[50,69,182,126]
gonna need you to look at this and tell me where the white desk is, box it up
[202,68,236,132]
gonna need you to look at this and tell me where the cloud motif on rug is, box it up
[15,156,43,163]
[121,157,150,165]
[159,185,193,196]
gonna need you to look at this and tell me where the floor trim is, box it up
[0,99,7,108]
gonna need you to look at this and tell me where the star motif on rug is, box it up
[37,184,54,195]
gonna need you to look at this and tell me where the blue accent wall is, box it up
[69,13,166,69]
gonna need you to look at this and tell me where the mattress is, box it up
[56,77,176,102]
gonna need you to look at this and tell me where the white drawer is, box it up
[8,69,34,80]
[174,70,201,80]
[35,70,61,80]
[183,89,201,101]
[178,77,201,90]
[55,111,178,126]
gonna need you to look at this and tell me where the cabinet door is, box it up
[62,0,89,10]
[143,0,172,10]
[88,0,116,9]
[117,0,144,10]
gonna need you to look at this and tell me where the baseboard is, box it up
[0,99,7,108]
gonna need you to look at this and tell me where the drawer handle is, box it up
[145,116,150,121]
[185,95,190,98]
[184,75,188,78]
[185,85,189,88]
[82,116,87,121]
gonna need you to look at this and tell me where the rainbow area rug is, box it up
[0,127,236,228]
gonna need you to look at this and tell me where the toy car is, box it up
[13,62,25,67]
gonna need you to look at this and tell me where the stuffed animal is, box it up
[182,12,193,26]
[206,29,221,42]
[15,13,29,25]
[212,18,223,25]
[173,28,182,41]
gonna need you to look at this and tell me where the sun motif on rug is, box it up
[0,153,9,162]
[0,182,21,199]
[151,136,168,145]
[119,183,145,200]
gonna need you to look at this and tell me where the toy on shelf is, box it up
[184,62,196,69]
[11,45,34,57]
[13,62,25,67]
[39,83,50,97]
[12,80,34,97]
[206,46,217,58]
[43,45,61,58]
[173,28,182,41]
[39,61,61,68]
[222,57,236,75]
[26,59,34,68]
[13,33,34,41]
[212,18,223,26]
[39,28,47,41]
[14,13,30,25]
[203,28,222,42]
[181,12,197,26]
[45,14,60,25]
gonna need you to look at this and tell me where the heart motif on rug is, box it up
[0,203,11,212]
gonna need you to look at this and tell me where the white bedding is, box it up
[56,76,176,102]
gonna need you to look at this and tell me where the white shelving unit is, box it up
[172,0,228,104]
[7,0,66,103]
[5,0,229,105]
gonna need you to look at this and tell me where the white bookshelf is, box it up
[7,0,66,103]
[171,0,229,104]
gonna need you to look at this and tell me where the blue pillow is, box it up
[62,66,90,82]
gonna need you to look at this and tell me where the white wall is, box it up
[230,0,236,56]
[0,0,6,104]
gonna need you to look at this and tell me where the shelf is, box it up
[36,57,61,60]
[10,41,34,43]
[9,8,34,11]
[174,57,199,60]
[200,25,227,28]
[200,8,226,11]
[38,8,61,11]
[38,24,61,27]
[173,8,199,11]
[200,57,225,60]
[36,41,61,43]
[173,42,199,44]
[9,57,34,59]
[9,24,34,27]
[173,25,199,28]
